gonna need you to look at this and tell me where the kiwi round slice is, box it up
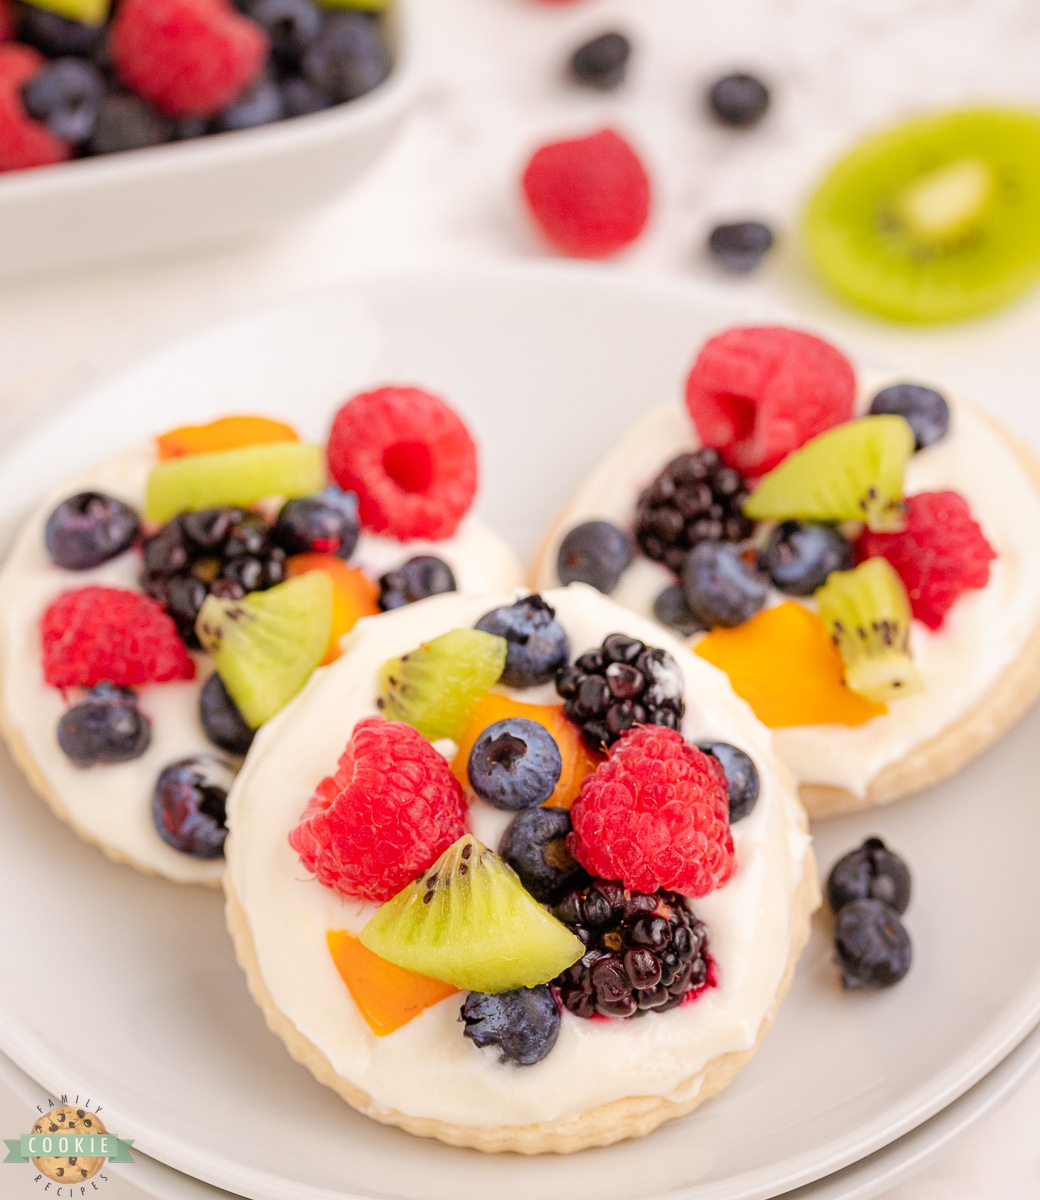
[803,109,1040,323]
[815,559,923,703]
[360,835,585,993]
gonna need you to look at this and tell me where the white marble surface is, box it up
[2,0,1040,1196]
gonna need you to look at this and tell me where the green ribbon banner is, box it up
[4,1133,135,1163]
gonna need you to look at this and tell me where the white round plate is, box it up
[0,266,1038,1200]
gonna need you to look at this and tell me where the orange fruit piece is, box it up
[695,601,887,728]
[327,930,458,1037]
[156,415,299,460]
[285,555,380,664]
[453,693,602,809]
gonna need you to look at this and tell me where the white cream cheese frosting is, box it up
[533,374,1040,799]
[0,445,522,884]
[225,585,811,1128]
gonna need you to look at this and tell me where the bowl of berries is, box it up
[0,0,414,276]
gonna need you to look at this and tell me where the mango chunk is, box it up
[286,555,380,664]
[156,415,299,461]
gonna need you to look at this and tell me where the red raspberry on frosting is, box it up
[568,726,735,898]
[289,716,468,903]
[41,586,195,689]
[0,44,71,173]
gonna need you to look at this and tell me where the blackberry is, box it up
[555,633,684,752]
[551,879,711,1019]
[634,450,754,574]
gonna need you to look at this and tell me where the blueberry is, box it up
[302,12,392,103]
[707,221,774,274]
[244,0,322,68]
[653,583,703,637]
[762,520,853,596]
[827,837,911,916]
[21,58,105,144]
[87,92,171,155]
[556,520,632,594]
[460,986,560,1066]
[467,718,562,811]
[499,807,587,902]
[833,898,912,990]
[869,384,950,451]
[281,75,331,118]
[57,684,151,767]
[215,78,285,132]
[142,520,190,577]
[163,574,208,642]
[707,72,770,127]
[682,541,768,628]
[273,488,359,558]
[15,2,100,56]
[378,556,456,610]
[152,757,235,858]
[569,31,631,92]
[45,491,139,570]
[475,595,569,688]
[199,673,255,757]
[698,742,759,822]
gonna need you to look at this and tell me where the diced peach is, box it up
[156,416,299,460]
[694,601,887,728]
[327,930,458,1037]
[452,693,602,809]
[285,555,380,664]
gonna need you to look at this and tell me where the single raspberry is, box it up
[0,44,70,172]
[41,587,196,689]
[685,326,856,477]
[568,726,735,898]
[0,1,14,43]
[326,386,478,541]
[288,715,468,903]
[522,128,651,258]
[110,0,268,119]
[858,490,996,630]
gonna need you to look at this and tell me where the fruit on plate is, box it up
[156,415,299,460]
[803,109,1040,323]
[285,553,379,664]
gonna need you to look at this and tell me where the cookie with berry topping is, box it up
[531,324,1040,817]
[223,586,817,1152]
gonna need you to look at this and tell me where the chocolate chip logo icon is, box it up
[30,1107,107,1183]
[4,1096,133,1188]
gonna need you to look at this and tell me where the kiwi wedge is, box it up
[377,629,507,742]
[803,109,1040,323]
[816,559,923,703]
[31,0,110,23]
[744,415,913,532]
[360,835,585,992]
[195,572,333,728]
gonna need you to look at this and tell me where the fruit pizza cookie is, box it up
[532,326,1040,817]
[224,586,817,1152]
[0,388,521,884]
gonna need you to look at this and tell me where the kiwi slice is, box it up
[195,572,333,728]
[744,415,913,532]
[145,443,326,524]
[377,629,507,742]
[360,835,585,992]
[815,559,923,703]
[804,109,1040,323]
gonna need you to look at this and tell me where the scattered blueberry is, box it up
[556,520,632,594]
[273,488,359,559]
[870,384,950,451]
[303,12,392,104]
[15,2,101,56]
[499,806,587,903]
[467,718,563,811]
[827,837,912,916]
[87,92,171,155]
[569,31,631,92]
[378,555,457,610]
[199,673,255,757]
[460,985,560,1066]
[476,594,569,688]
[281,75,331,118]
[707,221,774,273]
[215,77,285,132]
[682,541,768,628]
[152,757,235,858]
[45,492,139,571]
[244,0,322,69]
[57,684,151,767]
[762,520,853,595]
[21,58,105,144]
[707,72,770,128]
[833,898,912,990]
[653,583,703,637]
[698,742,759,822]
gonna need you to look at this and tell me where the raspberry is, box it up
[568,726,735,898]
[288,715,467,903]
[522,128,651,258]
[326,386,478,541]
[0,44,70,172]
[110,0,268,119]
[41,587,196,689]
[858,490,997,630]
[685,326,856,477]
[0,1,14,44]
